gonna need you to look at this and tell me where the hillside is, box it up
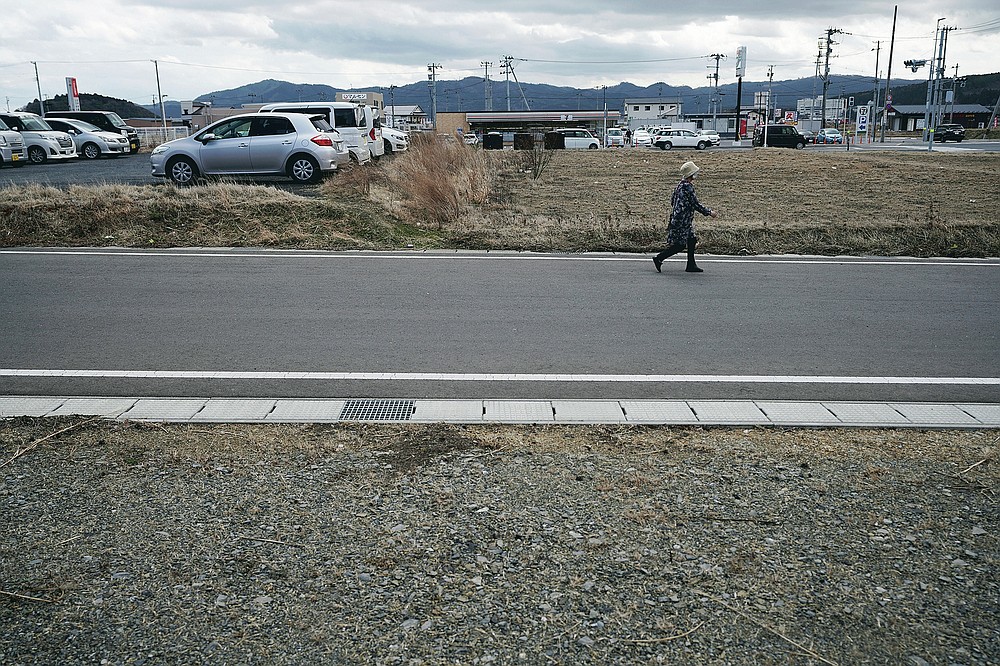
[175,74,927,115]
[21,93,156,121]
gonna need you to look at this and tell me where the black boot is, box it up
[653,243,684,272]
[685,237,703,273]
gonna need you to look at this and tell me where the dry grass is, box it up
[1,144,998,256]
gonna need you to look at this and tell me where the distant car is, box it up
[381,126,409,153]
[652,128,713,150]
[605,127,625,147]
[815,128,844,144]
[799,130,815,144]
[554,128,600,149]
[632,128,653,147]
[0,111,77,164]
[45,117,131,159]
[463,132,480,146]
[933,123,965,142]
[752,125,807,149]
[150,112,349,186]
[695,129,722,146]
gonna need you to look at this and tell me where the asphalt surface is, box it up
[1,249,997,403]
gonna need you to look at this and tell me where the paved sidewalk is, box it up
[2,396,999,428]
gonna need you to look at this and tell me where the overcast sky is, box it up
[2,1,998,110]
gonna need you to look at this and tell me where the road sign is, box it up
[857,105,870,132]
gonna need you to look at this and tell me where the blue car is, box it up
[816,128,844,144]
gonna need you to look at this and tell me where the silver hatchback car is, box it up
[150,112,350,185]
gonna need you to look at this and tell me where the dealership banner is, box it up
[66,77,81,111]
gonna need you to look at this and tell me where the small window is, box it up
[644,106,651,111]
[633,105,639,111]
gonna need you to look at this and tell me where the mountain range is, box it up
[22,73,999,121]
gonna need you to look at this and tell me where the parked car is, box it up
[463,132,480,146]
[150,112,349,186]
[605,127,625,147]
[0,111,77,163]
[45,110,141,153]
[381,126,409,153]
[815,128,844,144]
[933,123,965,142]
[632,128,653,147]
[695,129,722,146]
[553,128,599,149]
[751,125,807,149]
[45,118,131,159]
[652,128,714,150]
[0,116,27,168]
[258,102,377,163]
[799,130,815,144]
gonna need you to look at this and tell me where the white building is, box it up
[622,98,684,129]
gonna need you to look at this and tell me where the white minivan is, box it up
[258,102,382,164]
[0,111,77,164]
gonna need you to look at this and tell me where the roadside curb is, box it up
[2,396,998,428]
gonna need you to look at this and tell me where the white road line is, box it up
[2,369,998,384]
[0,249,996,267]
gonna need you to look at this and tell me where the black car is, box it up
[933,124,965,142]
[752,124,807,149]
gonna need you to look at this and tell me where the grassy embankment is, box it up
[2,137,998,257]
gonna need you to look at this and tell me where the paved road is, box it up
[2,248,997,402]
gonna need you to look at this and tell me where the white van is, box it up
[0,111,77,164]
[0,116,28,167]
[258,102,383,164]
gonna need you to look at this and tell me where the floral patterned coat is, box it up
[665,180,712,246]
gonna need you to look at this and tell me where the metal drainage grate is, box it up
[339,399,415,421]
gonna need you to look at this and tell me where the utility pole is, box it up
[881,5,897,142]
[869,41,881,145]
[32,61,45,117]
[501,55,513,111]
[948,66,965,122]
[764,65,774,147]
[931,25,954,135]
[427,62,441,128]
[481,61,493,111]
[820,27,845,129]
[734,46,746,141]
[388,85,396,129]
[922,18,945,150]
[707,53,725,132]
[153,59,167,136]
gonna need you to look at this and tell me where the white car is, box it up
[0,111,77,164]
[652,128,714,151]
[696,129,722,146]
[632,129,653,148]
[45,117,131,159]
[381,126,409,153]
[150,112,350,185]
[463,132,480,146]
[605,127,625,147]
[553,128,599,149]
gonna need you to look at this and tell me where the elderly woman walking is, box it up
[653,161,718,273]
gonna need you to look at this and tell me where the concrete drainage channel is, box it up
[2,397,1000,428]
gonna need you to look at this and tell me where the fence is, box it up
[137,126,190,149]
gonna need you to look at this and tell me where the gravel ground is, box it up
[2,419,997,665]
